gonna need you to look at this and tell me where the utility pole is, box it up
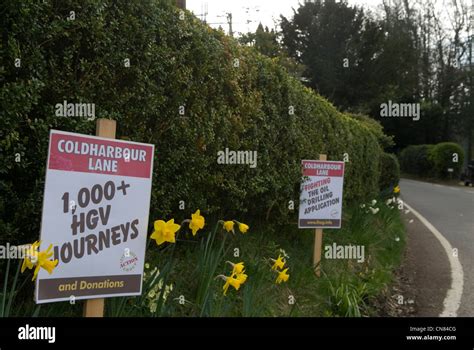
[216,12,233,37]
[468,32,473,162]
[176,0,186,9]
[227,13,233,37]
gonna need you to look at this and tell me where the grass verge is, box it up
[1,198,406,317]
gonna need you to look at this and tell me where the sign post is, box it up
[313,154,326,277]
[298,155,345,277]
[83,118,116,317]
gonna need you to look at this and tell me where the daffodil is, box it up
[276,268,290,284]
[21,241,41,273]
[238,222,249,234]
[221,275,243,295]
[150,219,181,246]
[227,261,245,275]
[23,243,59,281]
[393,185,400,194]
[189,209,205,236]
[223,220,235,233]
[271,255,285,270]
[235,272,247,284]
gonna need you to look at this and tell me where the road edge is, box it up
[403,201,464,317]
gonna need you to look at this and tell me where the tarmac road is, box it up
[400,179,474,317]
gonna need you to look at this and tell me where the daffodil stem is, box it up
[198,228,227,317]
[196,223,220,314]
[5,260,21,317]
[146,237,153,251]
[114,295,128,317]
[155,243,177,317]
[32,304,41,317]
[0,258,10,317]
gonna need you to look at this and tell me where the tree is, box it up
[239,23,305,80]
[280,0,373,110]
[239,23,280,58]
[280,0,473,153]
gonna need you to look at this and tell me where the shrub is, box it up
[0,0,386,245]
[348,113,395,150]
[399,145,434,177]
[429,142,465,178]
[379,153,400,191]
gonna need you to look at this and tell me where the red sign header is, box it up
[302,160,345,177]
[48,130,154,179]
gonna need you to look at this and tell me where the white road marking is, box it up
[403,201,464,317]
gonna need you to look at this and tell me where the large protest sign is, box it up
[35,130,154,303]
[298,160,345,229]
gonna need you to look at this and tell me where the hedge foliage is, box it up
[379,153,400,191]
[399,143,464,179]
[1,0,387,244]
[429,142,465,178]
[399,144,435,177]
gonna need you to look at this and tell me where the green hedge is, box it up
[400,143,464,179]
[399,145,434,177]
[379,153,400,191]
[1,0,386,244]
[429,142,465,178]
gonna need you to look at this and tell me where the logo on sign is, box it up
[120,250,138,272]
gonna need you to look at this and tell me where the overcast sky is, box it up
[188,0,387,35]
[187,0,467,36]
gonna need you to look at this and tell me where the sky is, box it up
[187,0,469,36]
[187,0,388,36]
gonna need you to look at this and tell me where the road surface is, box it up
[400,179,474,317]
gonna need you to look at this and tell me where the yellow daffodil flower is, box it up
[21,241,41,273]
[189,209,205,236]
[238,223,249,234]
[223,220,235,233]
[32,244,58,281]
[235,272,247,284]
[150,219,181,246]
[233,262,245,275]
[276,268,290,284]
[271,255,286,270]
[222,275,242,295]
[394,185,400,194]
[21,243,58,281]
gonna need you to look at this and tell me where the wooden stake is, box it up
[83,298,105,318]
[83,118,116,317]
[313,154,327,277]
[95,118,116,139]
